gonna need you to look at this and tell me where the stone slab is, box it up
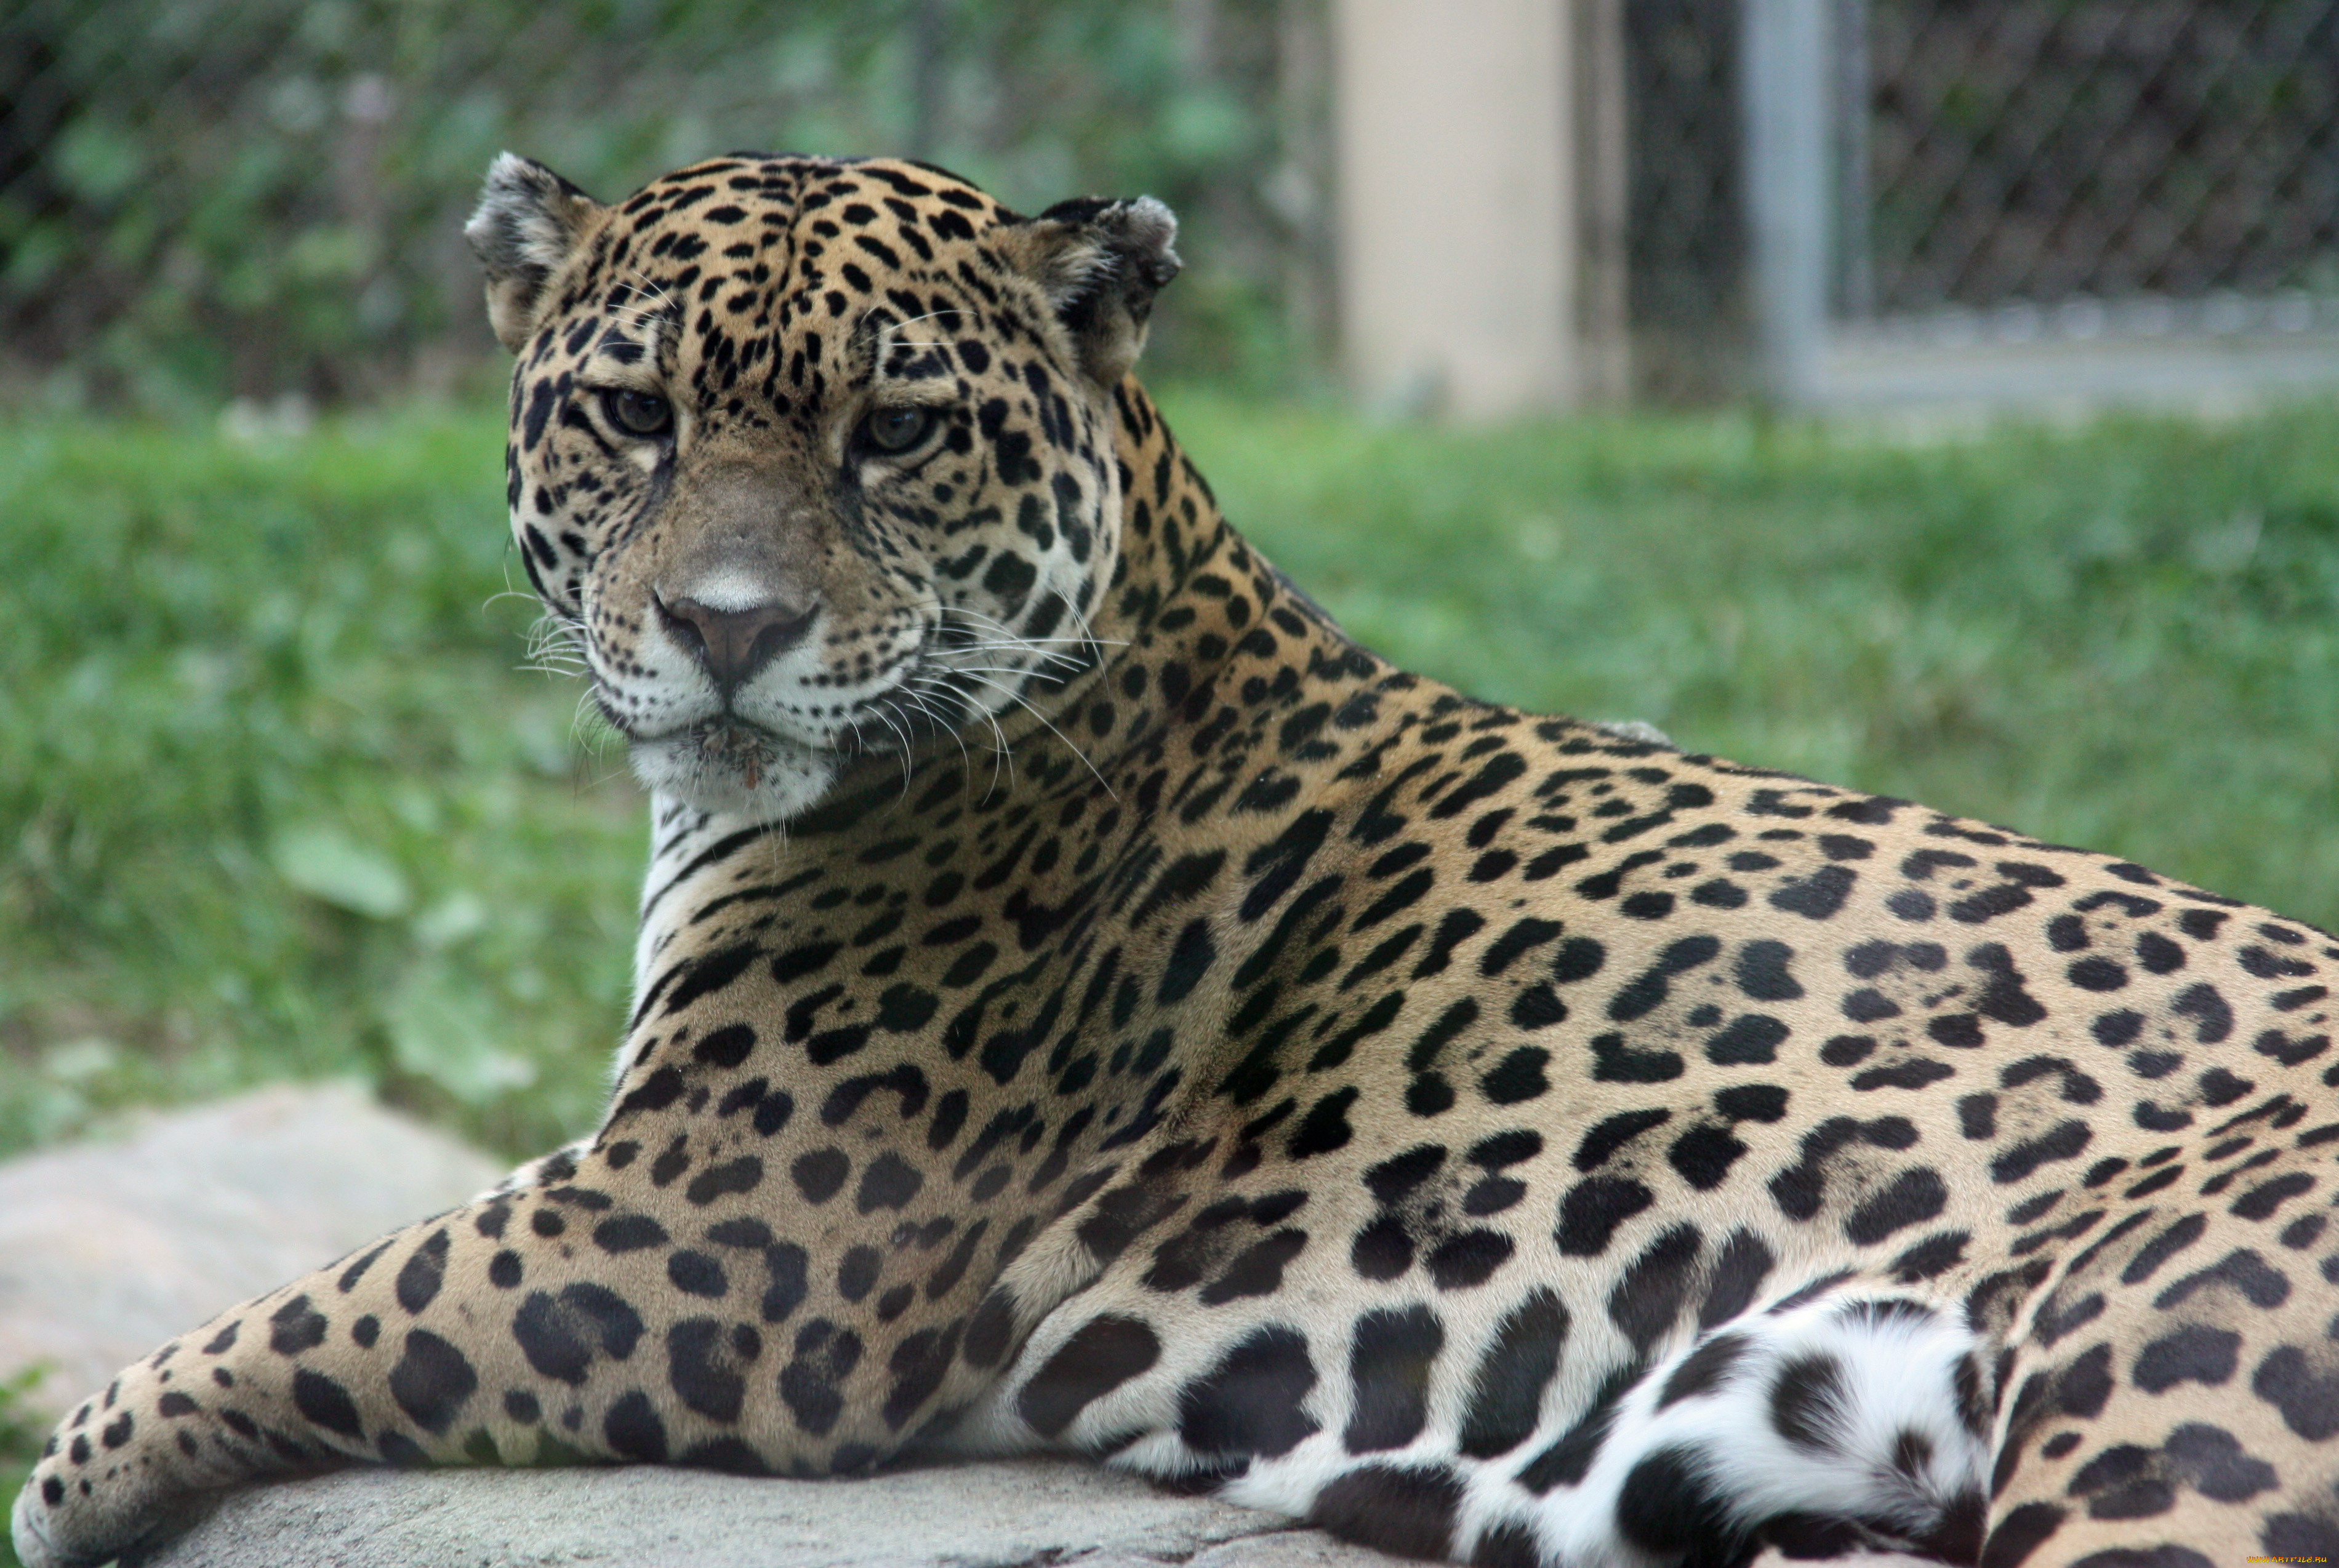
[128,1458,1410,1568]
[0,1083,504,1417]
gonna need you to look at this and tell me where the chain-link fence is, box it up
[0,0,1322,409]
[1623,0,2339,401]
[1623,0,1749,400]
[6,0,2335,409]
[1864,0,2339,317]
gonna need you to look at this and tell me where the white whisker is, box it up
[956,671,1116,798]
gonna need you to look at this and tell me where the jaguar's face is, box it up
[468,153,1179,821]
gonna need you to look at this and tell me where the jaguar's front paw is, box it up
[12,1457,164,1568]
[12,1397,230,1568]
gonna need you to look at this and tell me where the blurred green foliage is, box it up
[1,392,2333,1172]
[0,1364,44,1567]
[0,407,640,1159]
[0,0,1317,410]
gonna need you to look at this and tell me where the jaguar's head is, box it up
[466,153,1179,821]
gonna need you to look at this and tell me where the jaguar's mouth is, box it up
[585,627,966,819]
[600,697,796,759]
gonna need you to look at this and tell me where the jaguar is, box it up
[16,151,2339,1568]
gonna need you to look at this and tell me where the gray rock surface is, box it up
[131,1458,1411,1568]
[0,1082,504,1416]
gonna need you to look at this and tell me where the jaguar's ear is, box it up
[464,153,604,353]
[1001,196,1181,387]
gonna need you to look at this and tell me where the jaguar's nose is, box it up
[656,591,817,692]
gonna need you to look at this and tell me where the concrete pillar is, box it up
[1332,0,1578,418]
[1741,0,1832,402]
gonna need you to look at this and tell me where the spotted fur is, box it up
[17,153,2339,1568]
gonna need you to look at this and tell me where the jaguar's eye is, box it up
[861,406,933,454]
[600,387,673,438]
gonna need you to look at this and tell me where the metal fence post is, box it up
[1833,0,1871,322]
[1574,0,1632,402]
[1739,0,1831,401]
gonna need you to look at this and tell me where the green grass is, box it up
[0,408,641,1166]
[5,393,2337,1177]
[1,390,2337,1553]
[4,393,2335,1178]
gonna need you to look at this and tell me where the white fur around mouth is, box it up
[627,721,840,823]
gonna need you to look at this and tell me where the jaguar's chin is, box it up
[628,720,839,823]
